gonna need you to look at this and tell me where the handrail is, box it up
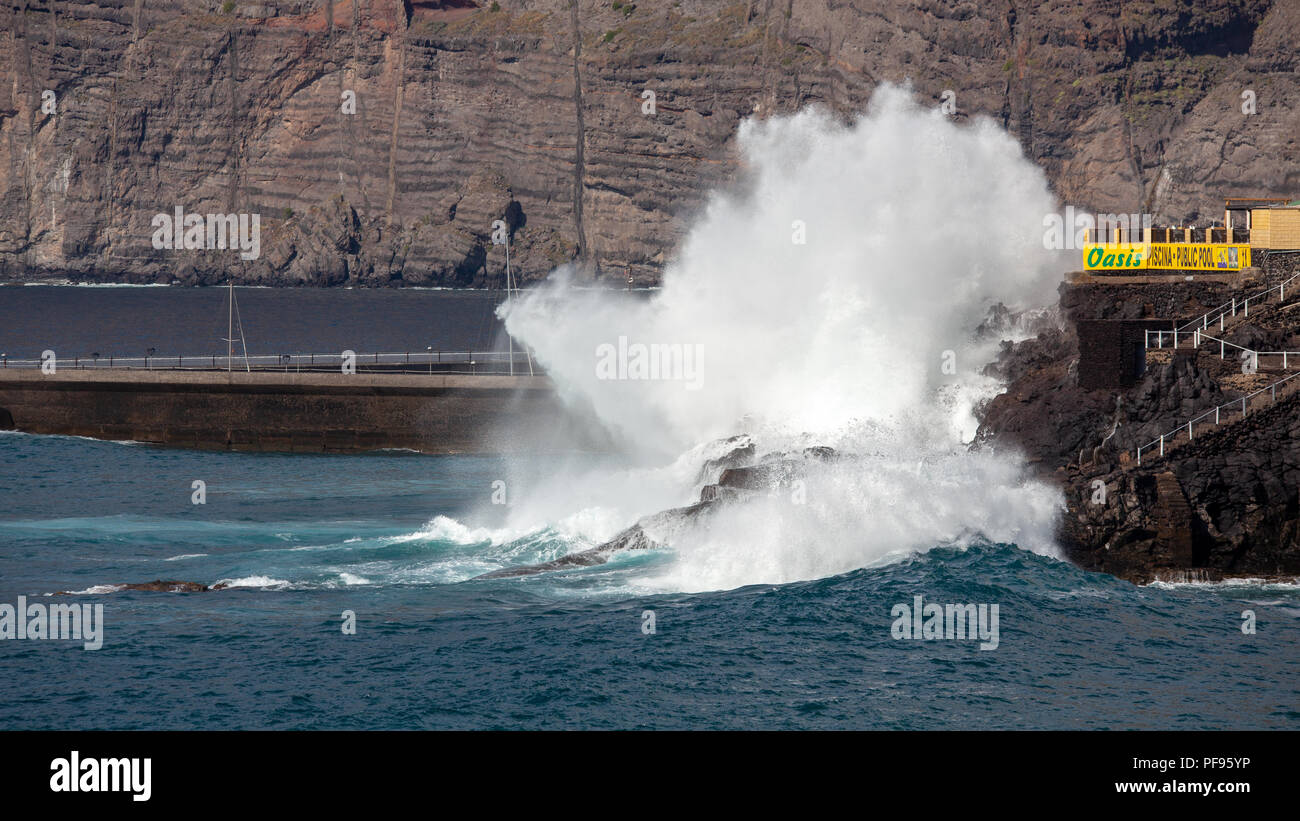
[1194,331,1299,369]
[0,349,535,374]
[1146,328,1300,370]
[1174,270,1300,335]
[1134,369,1300,466]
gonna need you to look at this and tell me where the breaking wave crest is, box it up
[487,84,1071,592]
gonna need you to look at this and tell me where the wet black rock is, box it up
[478,441,836,578]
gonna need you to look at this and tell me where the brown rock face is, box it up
[1058,392,1300,584]
[978,271,1300,583]
[1,0,1296,287]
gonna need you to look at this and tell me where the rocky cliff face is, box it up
[2,0,1297,286]
[1060,392,1300,583]
[977,268,1300,583]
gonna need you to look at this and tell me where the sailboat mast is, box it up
[227,280,233,372]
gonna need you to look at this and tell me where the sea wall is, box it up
[0,369,586,454]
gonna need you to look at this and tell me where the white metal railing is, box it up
[1192,331,1300,371]
[1134,369,1300,466]
[0,349,537,375]
[1147,328,1186,349]
[1154,270,1300,346]
[1146,328,1300,371]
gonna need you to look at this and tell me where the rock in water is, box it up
[476,442,836,578]
[56,580,213,594]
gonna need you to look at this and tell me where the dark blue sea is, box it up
[1,287,1299,730]
[2,430,1298,730]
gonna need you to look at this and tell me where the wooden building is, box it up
[1224,198,1300,250]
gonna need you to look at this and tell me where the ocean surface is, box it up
[2,429,1299,730]
[2,287,1299,729]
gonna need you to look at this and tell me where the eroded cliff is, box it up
[1,0,1297,286]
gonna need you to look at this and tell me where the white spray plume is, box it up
[493,84,1067,592]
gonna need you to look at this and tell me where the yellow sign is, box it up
[1082,242,1251,271]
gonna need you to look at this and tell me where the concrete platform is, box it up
[0,368,582,454]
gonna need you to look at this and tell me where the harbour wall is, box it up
[0,369,586,454]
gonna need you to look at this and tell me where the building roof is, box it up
[1225,197,1297,209]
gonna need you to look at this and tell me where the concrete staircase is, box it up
[1152,471,1194,567]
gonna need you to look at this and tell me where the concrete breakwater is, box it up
[0,369,578,454]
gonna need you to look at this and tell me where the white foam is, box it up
[403,514,535,547]
[60,584,125,595]
[0,430,140,446]
[163,553,208,561]
[213,575,290,590]
[19,281,173,288]
[641,446,1062,592]
[1148,577,1300,591]
[494,84,1068,592]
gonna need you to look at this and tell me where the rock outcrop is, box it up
[3,0,1298,286]
[978,275,1300,583]
[1059,392,1300,582]
[56,579,213,593]
[474,437,834,578]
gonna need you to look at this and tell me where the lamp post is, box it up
[427,346,433,375]
[491,218,515,376]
